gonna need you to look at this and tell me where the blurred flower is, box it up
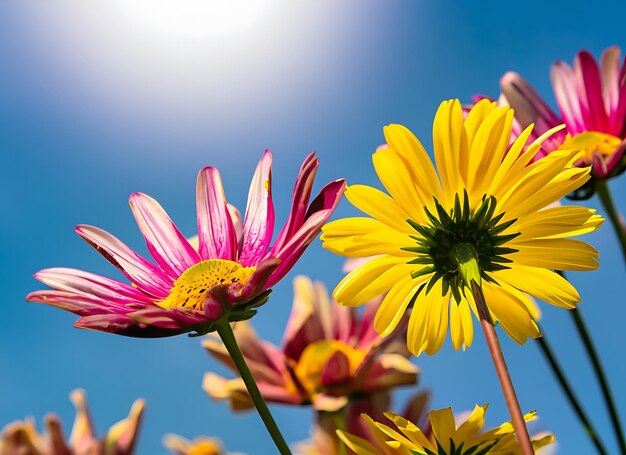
[493,46,626,197]
[296,391,430,455]
[164,434,241,455]
[203,275,417,412]
[27,152,345,337]
[0,389,144,455]
[322,99,602,356]
[337,403,554,455]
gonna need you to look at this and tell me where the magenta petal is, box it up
[603,138,626,177]
[265,179,346,288]
[74,313,136,332]
[26,290,136,315]
[75,225,171,298]
[551,61,586,135]
[75,314,185,337]
[575,50,610,132]
[239,151,275,267]
[129,192,200,279]
[272,153,319,253]
[196,167,237,261]
[500,71,566,153]
[600,46,623,133]
[33,268,153,304]
[320,351,351,387]
[203,286,231,320]
[240,257,281,301]
[358,297,383,348]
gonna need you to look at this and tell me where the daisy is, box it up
[337,404,554,455]
[27,152,345,337]
[322,99,601,356]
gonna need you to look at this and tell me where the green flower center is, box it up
[403,191,519,302]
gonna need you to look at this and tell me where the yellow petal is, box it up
[345,184,414,233]
[493,266,580,309]
[509,238,599,271]
[383,124,442,202]
[375,275,422,337]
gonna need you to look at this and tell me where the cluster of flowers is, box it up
[4,45,625,455]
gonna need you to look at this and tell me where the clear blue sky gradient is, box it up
[1,1,625,453]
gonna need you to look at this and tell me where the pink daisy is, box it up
[27,151,345,337]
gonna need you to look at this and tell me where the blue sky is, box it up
[1,1,625,453]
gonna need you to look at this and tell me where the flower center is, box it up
[566,131,622,161]
[403,192,519,302]
[294,340,366,394]
[157,259,256,310]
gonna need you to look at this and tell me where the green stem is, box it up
[471,280,535,455]
[215,321,292,455]
[535,332,608,454]
[332,409,348,455]
[596,180,626,264]
[570,306,626,454]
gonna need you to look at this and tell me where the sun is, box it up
[115,0,272,39]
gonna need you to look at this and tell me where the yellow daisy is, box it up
[322,99,602,356]
[337,403,555,455]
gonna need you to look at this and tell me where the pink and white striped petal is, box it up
[33,268,153,304]
[196,167,237,261]
[75,224,171,298]
[239,150,275,267]
[272,152,318,253]
[265,179,346,288]
[129,192,200,279]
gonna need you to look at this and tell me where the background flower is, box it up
[203,275,417,411]
[486,46,626,197]
[0,389,144,455]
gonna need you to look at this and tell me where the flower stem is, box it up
[535,331,608,454]
[332,409,348,455]
[215,320,292,455]
[570,305,626,454]
[596,180,626,264]
[471,280,534,455]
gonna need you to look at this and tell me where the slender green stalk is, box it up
[216,321,292,455]
[471,280,534,455]
[596,180,626,264]
[332,410,348,455]
[535,332,608,454]
[570,306,626,454]
[557,270,626,453]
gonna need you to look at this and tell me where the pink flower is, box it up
[481,46,626,197]
[0,389,144,455]
[27,152,345,337]
[203,276,418,412]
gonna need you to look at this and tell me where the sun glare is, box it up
[116,0,271,38]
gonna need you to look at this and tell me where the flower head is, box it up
[27,152,345,337]
[164,434,239,455]
[203,275,417,411]
[322,99,602,356]
[337,403,554,455]
[0,389,144,455]
[495,46,626,197]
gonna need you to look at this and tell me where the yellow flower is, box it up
[322,99,602,355]
[337,404,555,455]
